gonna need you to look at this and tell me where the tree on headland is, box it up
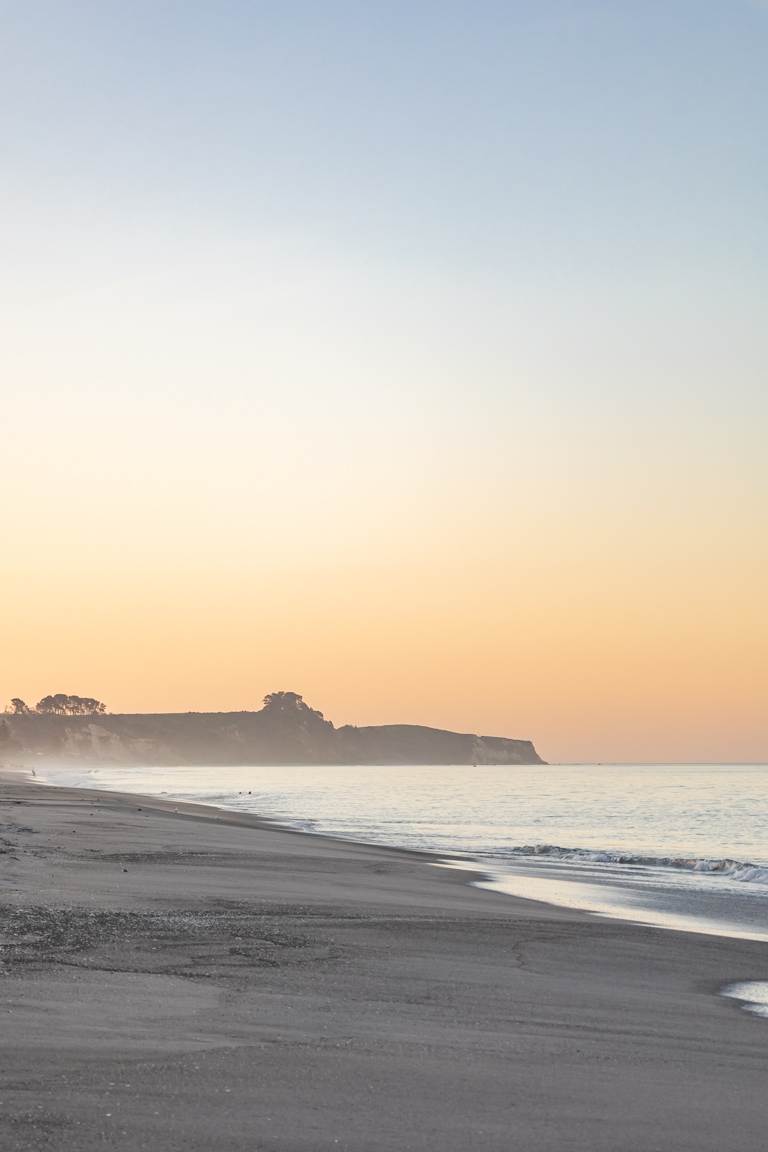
[35,694,107,716]
[261,692,332,730]
[7,698,31,715]
[262,691,326,720]
[263,691,311,713]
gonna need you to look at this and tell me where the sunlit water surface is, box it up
[40,762,768,943]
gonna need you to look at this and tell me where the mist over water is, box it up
[42,762,768,942]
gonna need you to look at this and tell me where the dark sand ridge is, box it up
[0,773,766,1151]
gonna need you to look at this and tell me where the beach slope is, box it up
[0,775,766,1151]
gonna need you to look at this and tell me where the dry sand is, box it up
[0,773,766,1151]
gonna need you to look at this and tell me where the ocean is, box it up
[40,761,768,943]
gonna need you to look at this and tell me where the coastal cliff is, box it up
[1,692,544,767]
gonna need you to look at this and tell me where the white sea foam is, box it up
[722,982,768,1018]
[498,845,768,885]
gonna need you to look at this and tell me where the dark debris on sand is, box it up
[0,903,342,979]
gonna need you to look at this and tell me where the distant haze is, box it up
[2,2,766,763]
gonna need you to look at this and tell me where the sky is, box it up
[1,1,766,762]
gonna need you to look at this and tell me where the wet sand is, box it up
[1,773,766,1151]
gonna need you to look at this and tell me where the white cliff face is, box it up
[60,723,175,764]
[61,722,127,760]
[472,735,542,765]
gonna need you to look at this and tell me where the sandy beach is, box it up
[1,773,766,1151]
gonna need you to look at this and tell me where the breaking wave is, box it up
[499,844,768,885]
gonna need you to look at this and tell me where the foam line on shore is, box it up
[498,844,768,884]
[722,982,768,1018]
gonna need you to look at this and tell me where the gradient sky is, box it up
[2,1,767,762]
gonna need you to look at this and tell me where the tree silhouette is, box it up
[263,691,307,712]
[261,692,332,736]
[262,692,327,720]
[7,698,31,715]
[35,694,107,716]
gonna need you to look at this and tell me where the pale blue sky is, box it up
[4,0,766,449]
[4,1,767,268]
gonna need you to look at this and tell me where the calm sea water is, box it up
[40,762,768,942]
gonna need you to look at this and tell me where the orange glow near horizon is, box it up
[4,487,767,763]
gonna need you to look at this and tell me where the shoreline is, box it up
[1,772,767,1150]
[30,765,768,946]
[8,770,581,924]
